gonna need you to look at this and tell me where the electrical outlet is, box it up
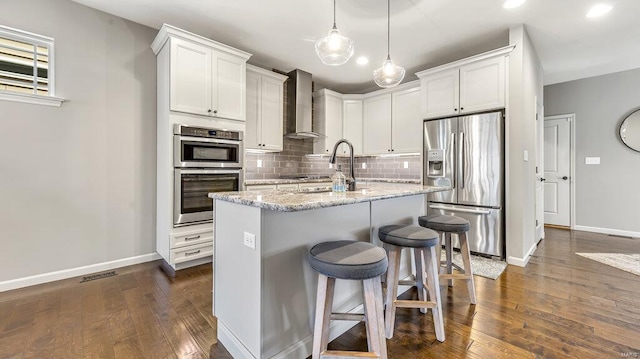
[243,231,256,249]
[523,150,529,162]
[403,161,409,169]
[585,157,600,165]
[257,159,263,168]
[361,162,367,169]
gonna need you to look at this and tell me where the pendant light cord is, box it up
[387,0,391,58]
[333,0,337,29]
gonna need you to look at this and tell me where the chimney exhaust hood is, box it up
[285,69,325,139]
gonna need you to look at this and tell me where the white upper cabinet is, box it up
[363,93,392,155]
[342,99,363,156]
[313,90,344,155]
[391,87,422,154]
[245,65,287,151]
[152,25,251,122]
[417,47,512,119]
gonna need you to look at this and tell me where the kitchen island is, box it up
[209,183,449,359]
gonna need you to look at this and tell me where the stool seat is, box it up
[309,240,388,280]
[418,215,470,232]
[378,225,439,248]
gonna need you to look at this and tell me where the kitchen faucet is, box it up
[329,139,356,191]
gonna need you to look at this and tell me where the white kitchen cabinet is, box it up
[246,184,277,191]
[342,99,363,156]
[154,26,251,121]
[313,90,344,155]
[245,65,287,151]
[417,53,507,119]
[391,87,422,154]
[363,93,392,155]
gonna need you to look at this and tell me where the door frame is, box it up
[543,113,576,229]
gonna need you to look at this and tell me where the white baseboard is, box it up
[507,242,537,267]
[573,225,640,239]
[217,319,257,359]
[0,252,162,292]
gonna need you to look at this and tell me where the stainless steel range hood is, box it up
[285,69,324,139]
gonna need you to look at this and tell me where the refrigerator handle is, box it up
[451,132,456,189]
[428,204,491,215]
[459,132,465,189]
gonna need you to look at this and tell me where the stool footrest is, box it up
[398,279,422,286]
[330,313,365,322]
[394,299,436,309]
[440,273,471,280]
[321,350,381,358]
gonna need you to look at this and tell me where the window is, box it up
[0,25,63,106]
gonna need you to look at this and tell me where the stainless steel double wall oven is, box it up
[173,125,243,226]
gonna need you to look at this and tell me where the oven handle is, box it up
[177,135,242,145]
[178,169,241,175]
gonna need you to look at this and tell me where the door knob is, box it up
[562,176,569,180]
[540,178,546,182]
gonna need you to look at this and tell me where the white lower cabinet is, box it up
[170,241,214,265]
[246,184,277,191]
[170,228,214,248]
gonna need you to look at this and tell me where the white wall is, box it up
[0,0,157,285]
[506,25,544,266]
[545,68,640,236]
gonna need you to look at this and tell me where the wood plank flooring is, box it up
[1,228,639,358]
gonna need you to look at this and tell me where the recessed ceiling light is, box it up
[503,0,526,9]
[356,56,369,65]
[586,3,613,18]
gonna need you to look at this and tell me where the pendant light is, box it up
[315,0,354,66]
[373,0,405,88]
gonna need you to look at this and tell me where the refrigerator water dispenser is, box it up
[426,149,445,177]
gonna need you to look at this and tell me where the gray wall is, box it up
[0,0,157,282]
[545,68,640,233]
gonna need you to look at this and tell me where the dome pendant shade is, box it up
[315,26,355,66]
[373,56,405,88]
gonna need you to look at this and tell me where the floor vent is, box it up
[80,270,117,283]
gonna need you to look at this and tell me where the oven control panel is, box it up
[174,125,242,141]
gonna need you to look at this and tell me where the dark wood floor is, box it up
[1,228,639,358]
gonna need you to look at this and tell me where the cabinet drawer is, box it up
[170,229,213,249]
[170,242,213,265]
[276,183,299,190]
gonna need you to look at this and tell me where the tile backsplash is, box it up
[245,137,421,180]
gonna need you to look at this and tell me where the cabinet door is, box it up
[363,94,392,155]
[245,71,261,150]
[343,100,363,156]
[421,68,459,119]
[169,38,212,116]
[212,52,246,121]
[459,56,505,114]
[313,94,343,154]
[391,87,422,154]
[260,76,284,151]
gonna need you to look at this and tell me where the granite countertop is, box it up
[210,182,449,212]
[245,178,422,185]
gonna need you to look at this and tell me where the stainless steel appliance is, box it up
[174,124,243,168]
[174,125,243,226]
[424,110,504,258]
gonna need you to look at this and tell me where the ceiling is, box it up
[71,0,640,93]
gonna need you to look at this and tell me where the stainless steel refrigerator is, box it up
[423,110,504,258]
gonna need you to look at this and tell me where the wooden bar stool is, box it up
[419,215,477,304]
[377,225,445,342]
[308,240,388,359]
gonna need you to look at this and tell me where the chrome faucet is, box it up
[329,139,356,191]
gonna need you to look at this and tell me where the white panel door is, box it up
[363,94,392,155]
[459,56,505,114]
[245,71,261,150]
[421,69,459,119]
[544,117,571,226]
[343,100,363,156]
[535,100,544,242]
[260,76,284,151]
[391,87,422,153]
[212,52,246,121]
[170,38,212,116]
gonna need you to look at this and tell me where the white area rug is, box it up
[576,253,640,276]
[440,250,507,280]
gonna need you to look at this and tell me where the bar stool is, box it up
[418,215,477,304]
[378,225,445,342]
[308,240,388,359]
